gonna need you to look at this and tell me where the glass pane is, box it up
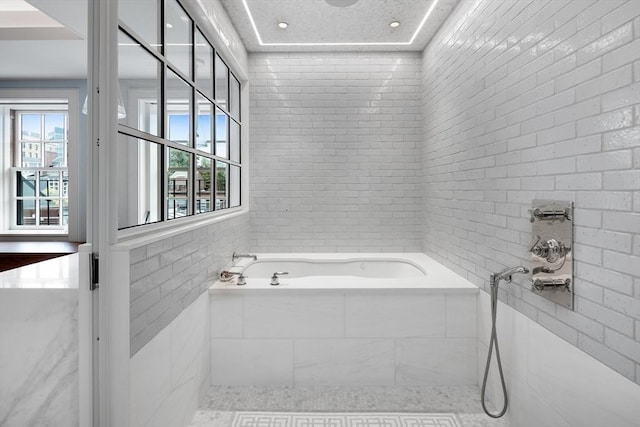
[21,142,41,167]
[140,101,158,136]
[215,108,227,158]
[39,199,60,226]
[168,114,189,145]
[230,74,240,119]
[20,114,40,140]
[44,113,65,141]
[195,156,212,214]
[215,54,228,109]
[195,30,213,99]
[167,148,191,219]
[61,171,69,197]
[230,165,240,208]
[61,199,69,226]
[39,171,60,197]
[118,0,161,52]
[165,0,192,78]
[117,134,162,229]
[17,170,36,197]
[167,69,192,146]
[118,30,162,136]
[17,199,36,225]
[196,94,212,153]
[44,142,65,167]
[230,120,240,163]
[215,161,227,210]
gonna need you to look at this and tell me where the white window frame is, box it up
[11,110,70,231]
[0,88,81,240]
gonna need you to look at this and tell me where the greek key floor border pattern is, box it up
[232,412,461,427]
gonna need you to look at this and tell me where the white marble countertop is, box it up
[0,253,79,289]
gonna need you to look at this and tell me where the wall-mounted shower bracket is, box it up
[529,200,574,310]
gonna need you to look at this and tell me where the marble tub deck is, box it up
[189,386,509,427]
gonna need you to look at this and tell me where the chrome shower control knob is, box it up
[532,238,566,263]
[533,279,546,291]
[545,239,561,263]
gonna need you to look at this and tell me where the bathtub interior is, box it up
[239,258,427,279]
[213,253,478,289]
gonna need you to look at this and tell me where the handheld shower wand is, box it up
[481,266,529,418]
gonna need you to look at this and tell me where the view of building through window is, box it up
[14,111,69,229]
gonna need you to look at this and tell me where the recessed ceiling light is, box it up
[278,21,288,29]
[166,23,173,29]
[389,21,400,28]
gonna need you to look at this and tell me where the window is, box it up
[13,111,69,229]
[117,0,242,230]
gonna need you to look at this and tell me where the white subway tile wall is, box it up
[129,214,250,356]
[248,52,423,252]
[422,0,640,384]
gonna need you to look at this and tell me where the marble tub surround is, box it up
[0,289,79,427]
[210,254,478,386]
[0,253,78,288]
[210,292,478,386]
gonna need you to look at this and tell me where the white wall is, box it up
[422,0,640,384]
[129,214,250,356]
[478,292,640,427]
[129,292,210,427]
[249,52,423,252]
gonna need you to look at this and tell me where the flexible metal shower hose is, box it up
[480,283,508,418]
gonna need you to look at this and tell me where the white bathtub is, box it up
[242,258,425,278]
[209,253,479,387]
[211,253,476,290]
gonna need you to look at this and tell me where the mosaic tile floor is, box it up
[188,386,509,427]
[230,412,461,427]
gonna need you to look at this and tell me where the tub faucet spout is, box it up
[233,252,257,261]
[490,266,529,288]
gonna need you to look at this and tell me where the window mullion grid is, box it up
[118,22,165,65]
[162,60,168,221]
[213,158,217,212]
[160,0,167,222]
[226,67,230,164]
[116,0,241,231]
[189,16,195,217]
[33,171,40,226]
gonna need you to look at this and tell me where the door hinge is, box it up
[90,252,99,290]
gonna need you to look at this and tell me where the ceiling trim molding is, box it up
[240,0,440,47]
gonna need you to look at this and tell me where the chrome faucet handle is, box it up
[226,271,247,286]
[270,271,288,286]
